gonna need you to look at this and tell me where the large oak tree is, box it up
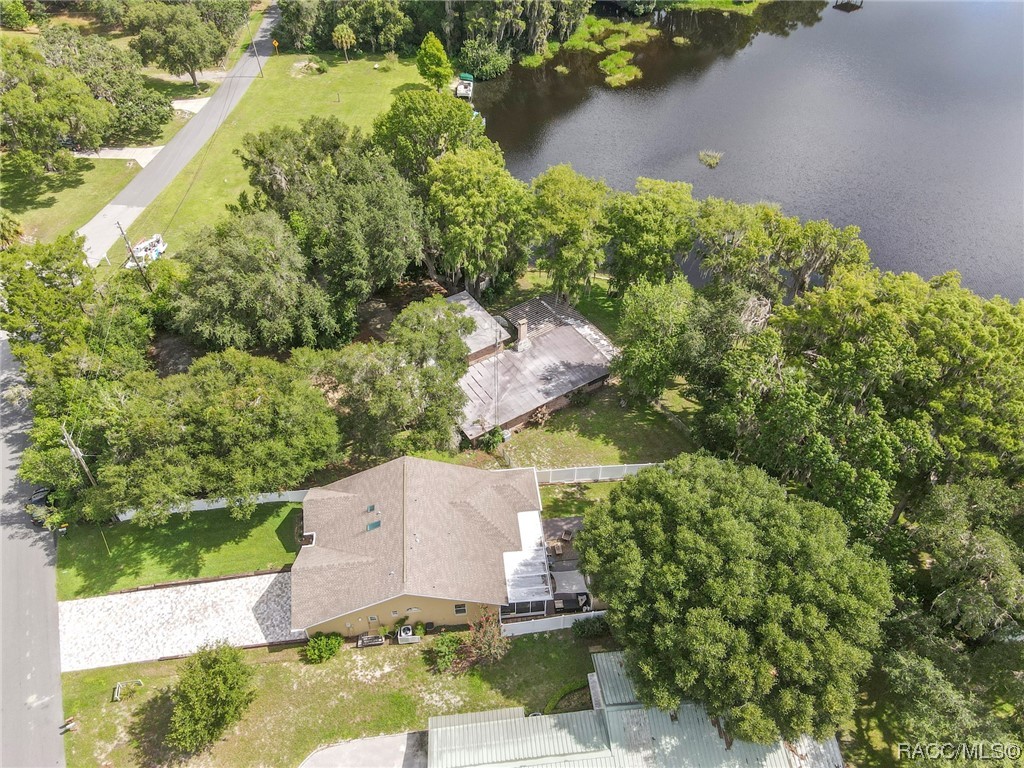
[577,453,893,743]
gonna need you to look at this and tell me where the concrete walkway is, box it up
[58,572,304,672]
[73,146,164,168]
[77,4,280,266]
[299,732,427,768]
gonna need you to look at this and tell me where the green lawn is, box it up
[115,52,428,260]
[1,157,141,244]
[499,384,695,469]
[56,503,301,601]
[540,482,618,519]
[63,630,611,768]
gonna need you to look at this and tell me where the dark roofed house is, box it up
[290,456,549,637]
[454,294,617,441]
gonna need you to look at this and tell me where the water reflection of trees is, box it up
[478,2,828,148]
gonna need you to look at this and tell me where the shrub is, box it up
[459,37,512,80]
[432,632,465,673]
[479,426,503,453]
[571,615,610,639]
[305,55,328,74]
[0,0,31,31]
[414,621,427,637]
[304,632,343,664]
[165,644,255,754]
[467,610,510,664]
[555,65,570,75]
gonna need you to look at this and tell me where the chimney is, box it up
[516,318,530,351]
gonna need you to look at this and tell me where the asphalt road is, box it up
[1,338,65,768]
[78,4,282,266]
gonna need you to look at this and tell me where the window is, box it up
[368,615,378,623]
[391,610,399,617]
[454,604,467,616]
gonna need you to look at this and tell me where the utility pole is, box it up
[246,14,264,77]
[116,221,153,292]
[61,422,96,487]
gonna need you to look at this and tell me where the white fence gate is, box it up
[534,464,657,485]
[501,610,607,637]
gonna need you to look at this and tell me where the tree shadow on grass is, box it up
[391,82,431,95]
[61,504,301,599]
[143,76,213,101]
[0,159,92,215]
[129,688,186,768]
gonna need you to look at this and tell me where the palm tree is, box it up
[332,23,356,63]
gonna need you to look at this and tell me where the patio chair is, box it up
[561,529,574,542]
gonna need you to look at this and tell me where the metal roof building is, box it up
[426,651,845,768]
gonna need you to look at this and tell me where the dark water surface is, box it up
[475,1,1024,300]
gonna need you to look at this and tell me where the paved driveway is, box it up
[59,572,304,671]
[299,732,427,768]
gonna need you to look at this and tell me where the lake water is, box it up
[475,1,1024,301]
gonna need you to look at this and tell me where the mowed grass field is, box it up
[63,631,610,768]
[115,52,428,260]
[1,158,141,244]
[56,503,301,601]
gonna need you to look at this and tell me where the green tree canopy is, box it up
[699,266,1024,537]
[305,295,471,458]
[371,89,489,186]
[36,23,173,144]
[612,277,699,402]
[0,38,114,176]
[173,210,338,352]
[577,453,893,743]
[127,1,227,88]
[81,349,338,525]
[166,644,255,754]
[425,145,534,294]
[915,479,1024,641]
[532,164,611,302]
[417,31,452,90]
[237,116,423,339]
[0,234,94,353]
[603,178,697,292]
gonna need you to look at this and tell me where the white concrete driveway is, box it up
[300,732,427,768]
[58,572,304,671]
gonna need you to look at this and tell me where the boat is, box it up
[455,72,474,101]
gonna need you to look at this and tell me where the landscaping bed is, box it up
[62,630,609,768]
[56,503,301,601]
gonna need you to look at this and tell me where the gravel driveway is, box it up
[59,572,304,672]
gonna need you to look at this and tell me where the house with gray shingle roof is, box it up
[290,456,550,637]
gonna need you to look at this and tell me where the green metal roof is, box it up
[428,707,523,731]
[591,651,639,708]
[428,708,611,768]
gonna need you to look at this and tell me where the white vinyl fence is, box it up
[117,490,308,522]
[501,610,607,637]
[534,464,657,485]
